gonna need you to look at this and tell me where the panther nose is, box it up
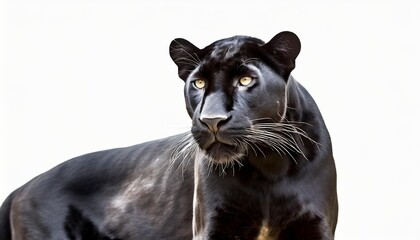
[200,116,229,133]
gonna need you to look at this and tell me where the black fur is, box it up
[0,31,337,239]
[64,205,116,240]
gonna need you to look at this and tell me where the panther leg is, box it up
[279,215,334,240]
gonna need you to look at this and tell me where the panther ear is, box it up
[169,38,200,81]
[263,31,301,78]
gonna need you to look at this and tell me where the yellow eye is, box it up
[239,76,253,86]
[194,79,206,89]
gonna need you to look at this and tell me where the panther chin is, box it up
[203,141,246,165]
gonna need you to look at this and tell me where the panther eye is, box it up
[239,76,253,86]
[193,79,206,89]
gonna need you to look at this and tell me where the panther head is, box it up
[170,32,303,165]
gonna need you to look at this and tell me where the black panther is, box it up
[0,31,338,240]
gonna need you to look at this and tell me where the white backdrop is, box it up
[1,1,419,239]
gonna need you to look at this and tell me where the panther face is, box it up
[170,32,301,164]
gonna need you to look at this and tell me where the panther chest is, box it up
[256,221,277,240]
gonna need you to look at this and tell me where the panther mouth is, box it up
[191,125,247,164]
[203,141,245,164]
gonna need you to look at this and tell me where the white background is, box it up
[1,0,419,239]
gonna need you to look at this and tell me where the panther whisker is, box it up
[238,139,255,159]
[248,129,294,150]
[243,136,267,159]
[254,121,321,147]
[241,119,320,163]
[248,134,294,160]
[170,132,199,174]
